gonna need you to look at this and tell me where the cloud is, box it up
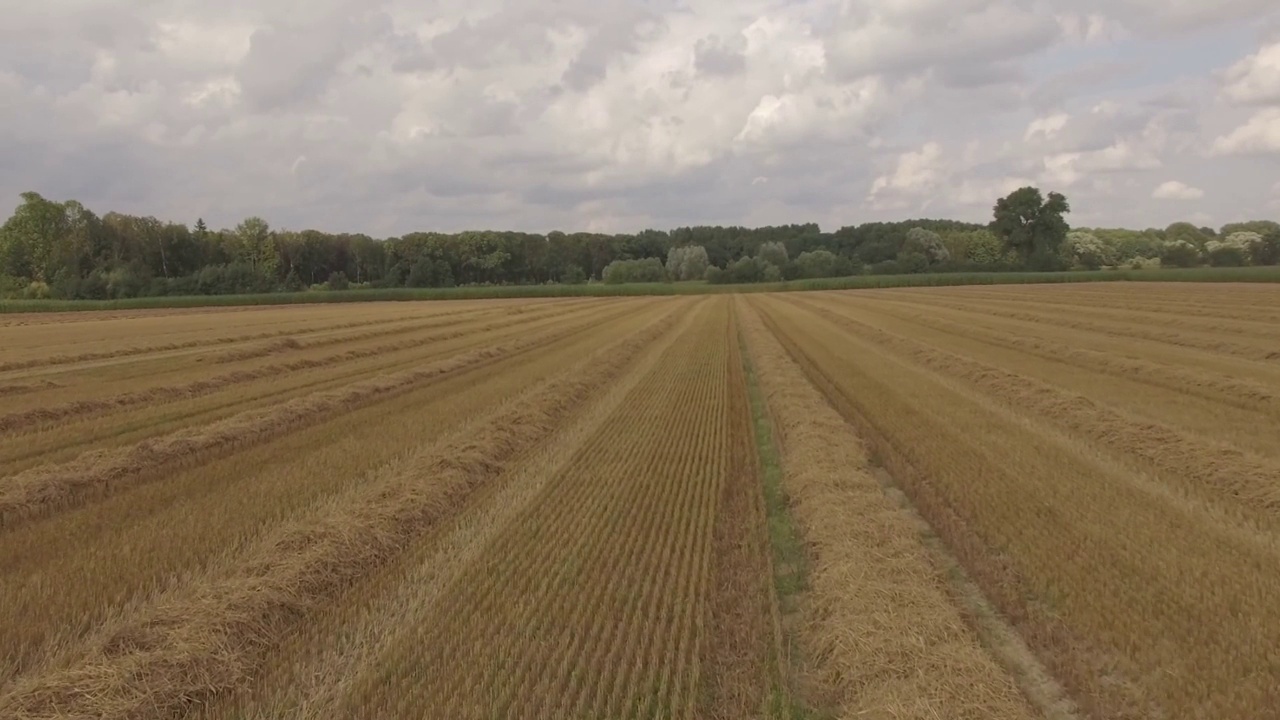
[1152,180,1204,200]
[694,33,746,76]
[1212,109,1280,155]
[1222,42,1280,105]
[1026,113,1070,141]
[824,0,1061,83]
[869,142,945,207]
[0,0,1279,235]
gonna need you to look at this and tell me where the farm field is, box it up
[0,282,1278,719]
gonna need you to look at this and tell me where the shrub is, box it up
[1252,231,1280,266]
[559,265,588,285]
[327,271,350,290]
[791,250,843,279]
[1066,231,1115,270]
[1207,246,1247,267]
[602,257,665,284]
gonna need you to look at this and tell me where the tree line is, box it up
[1,187,1277,300]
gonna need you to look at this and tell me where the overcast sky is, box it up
[3,0,1279,236]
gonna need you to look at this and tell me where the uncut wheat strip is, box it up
[0,306,627,530]
[0,301,602,436]
[0,301,679,720]
[739,299,1038,720]
[797,299,1280,522]
[237,302,694,720]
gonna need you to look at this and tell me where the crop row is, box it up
[0,299,608,435]
[740,297,1037,719]
[324,301,736,719]
[755,291,1280,719]
[0,298,686,719]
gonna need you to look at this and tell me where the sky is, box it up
[2,0,1279,236]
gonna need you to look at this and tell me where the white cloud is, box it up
[824,0,1061,81]
[1222,42,1280,105]
[869,141,944,204]
[1042,140,1163,187]
[1056,13,1128,43]
[0,0,1278,234]
[1025,113,1070,141]
[1212,109,1280,155]
[1152,180,1204,200]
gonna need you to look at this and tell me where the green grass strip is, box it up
[5,265,1278,312]
[740,334,828,720]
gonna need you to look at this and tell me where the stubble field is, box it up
[0,283,1277,720]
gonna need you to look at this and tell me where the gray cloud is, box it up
[2,0,1279,236]
[694,34,746,76]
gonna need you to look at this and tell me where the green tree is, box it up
[1065,231,1114,270]
[0,192,69,280]
[755,240,789,269]
[1220,220,1280,237]
[1160,241,1201,268]
[991,187,1071,269]
[1165,222,1208,250]
[901,227,950,265]
[665,245,710,281]
[1252,230,1280,266]
[235,217,276,276]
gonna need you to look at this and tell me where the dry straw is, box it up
[0,301,683,720]
[739,299,1037,720]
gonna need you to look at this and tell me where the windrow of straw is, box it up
[207,300,574,363]
[0,303,629,529]
[0,300,603,436]
[0,310,468,373]
[870,293,1280,362]
[0,380,61,398]
[738,298,1038,720]
[795,298,1280,520]
[0,299,688,720]
[836,296,1280,412]
[757,291,1280,719]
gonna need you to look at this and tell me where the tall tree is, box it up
[991,186,1071,268]
[234,216,277,277]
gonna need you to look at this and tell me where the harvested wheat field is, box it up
[1,283,1278,720]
